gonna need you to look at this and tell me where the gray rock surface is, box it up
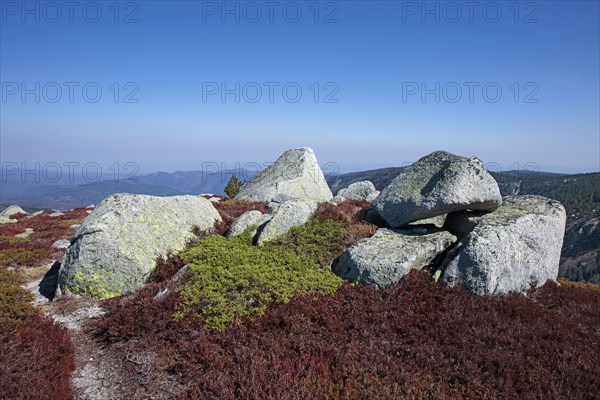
[53,239,71,250]
[443,210,488,238]
[373,151,501,227]
[236,147,333,202]
[58,194,221,299]
[256,199,318,245]
[0,204,26,218]
[333,228,457,289]
[442,195,566,295]
[330,195,346,204]
[15,228,34,238]
[337,181,380,202]
[226,210,272,238]
[409,215,447,228]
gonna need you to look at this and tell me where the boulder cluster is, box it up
[56,147,567,299]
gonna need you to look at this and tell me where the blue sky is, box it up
[1,0,599,175]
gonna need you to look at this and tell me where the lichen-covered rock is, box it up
[256,199,318,245]
[333,228,456,289]
[58,194,221,299]
[236,147,333,202]
[0,205,26,218]
[442,195,566,295]
[226,210,271,238]
[337,181,379,202]
[373,151,501,227]
[0,216,17,224]
[443,210,488,238]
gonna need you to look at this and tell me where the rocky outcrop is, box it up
[442,195,566,295]
[0,205,26,218]
[333,228,457,289]
[226,210,271,238]
[236,147,333,202]
[256,199,318,245]
[373,151,501,228]
[337,181,379,202]
[58,194,221,299]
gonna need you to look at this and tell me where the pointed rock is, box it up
[236,147,333,202]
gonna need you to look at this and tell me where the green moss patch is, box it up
[0,268,35,325]
[0,248,44,268]
[178,230,343,331]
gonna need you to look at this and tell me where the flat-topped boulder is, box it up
[442,195,566,295]
[236,147,333,202]
[58,194,221,299]
[373,151,501,228]
[333,228,457,289]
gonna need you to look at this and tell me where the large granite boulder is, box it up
[373,151,501,228]
[0,205,27,218]
[333,228,457,289]
[236,147,333,202]
[58,194,221,299]
[226,210,271,238]
[337,181,379,202]
[256,199,318,245]
[442,195,566,295]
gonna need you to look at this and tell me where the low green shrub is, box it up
[177,231,343,331]
[0,268,35,325]
[263,219,347,268]
[0,248,44,268]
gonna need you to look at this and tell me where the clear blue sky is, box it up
[1,0,599,175]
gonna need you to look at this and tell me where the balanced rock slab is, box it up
[58,194,221,299]
[442,195,566,295]
[236,147,333,202]
[256,199,318,245]
[337,181,380,202]
[373,151,501,228]
[333,228,457,289]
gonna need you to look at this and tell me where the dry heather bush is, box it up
[212,200,268,235]
[0,314,75,400]
[94,270,600,400]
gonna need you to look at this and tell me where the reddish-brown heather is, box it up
[0,312,76,399]
[94,270,600,400]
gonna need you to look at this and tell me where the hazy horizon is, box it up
[1,1,599,175]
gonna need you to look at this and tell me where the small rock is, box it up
[49,211,65,217]
[53,239,71,250]
[256,199,318,245]
[0,216,17,224]
[330,195,346,204]
[337,181,379,202]
[15,228,34,238]
[226,210,272,238]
